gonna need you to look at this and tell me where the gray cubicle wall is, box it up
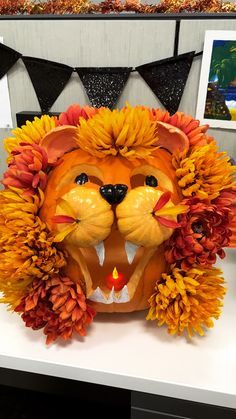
[0,16,235,175]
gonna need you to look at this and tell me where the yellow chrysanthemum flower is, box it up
[4,115,57,155]
[0,188,66,309]
[147,265,226,337]
[172,140,235,200]
[76,106,158,159]
[0,187,42,224]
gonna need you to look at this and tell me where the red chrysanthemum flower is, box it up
[165,196,233,269]
[15,276,96,344]
[214,187,236,247]
[2,143,48,195]
[58,104,98,126]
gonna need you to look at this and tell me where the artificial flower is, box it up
[173,140,235,200]
[147,264,226,337]
[15,276,96,344]
[0,189,66,309]
[168,112,209,146]
[93,0,123,12]
[4,115,57,155]
[0,0,29,14]
[2,143,48,195]
[0,187,41,224]
[153,191,188,228]
[124,0,141,11]
[213,187,236,247]
[148,107,170,123]
[154,0,225,13]
[52,212,78,243]
[150,110,209,147]
[58,103,98,126]
[29,0,91,14]
[165,197,233,269]
[76,106,158,159]
[1,0,236,15]
[214,187,236,211]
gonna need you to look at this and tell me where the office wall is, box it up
[0,18,235,174]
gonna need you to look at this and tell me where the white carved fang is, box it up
[88,286,130,304]
[107,287,115,304]
[88,287,107,303]
[94,242,105,266]
[114,285,130,303]
[125,241,139,264]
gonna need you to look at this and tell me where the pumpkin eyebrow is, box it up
[131,165,174,192]
[55,163,104,191]
[159,146,172,155]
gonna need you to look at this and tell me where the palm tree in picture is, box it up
[204,40,236,121]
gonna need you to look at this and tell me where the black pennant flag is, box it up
[0,43,22,80]
[22,56,73,113]
[136,51,195,115]
[76,67,132,108]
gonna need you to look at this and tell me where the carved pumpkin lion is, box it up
[0,104,235,343]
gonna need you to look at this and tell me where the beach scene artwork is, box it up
[196,31,236,129]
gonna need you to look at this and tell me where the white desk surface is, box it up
[0,249,236,409]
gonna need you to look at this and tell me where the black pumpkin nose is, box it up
[100,184,128,205]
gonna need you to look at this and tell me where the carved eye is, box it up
[75,173,88,185]
[145,175,158,187]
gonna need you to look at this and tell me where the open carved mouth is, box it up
[67,224,157,305]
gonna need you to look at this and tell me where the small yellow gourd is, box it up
[117,187,177,248]
[54,187,114,246]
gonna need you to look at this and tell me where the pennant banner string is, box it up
[174,19,181,57]
[0,42,203,114]
[22,56,73,113]
[76,67,132,109]
[0,43,22,80]
[136,51,196,115]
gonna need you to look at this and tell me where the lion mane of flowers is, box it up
[0,104,235,344]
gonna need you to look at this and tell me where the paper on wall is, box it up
[0,37,13,129]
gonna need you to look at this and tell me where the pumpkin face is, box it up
[40,147,182,313]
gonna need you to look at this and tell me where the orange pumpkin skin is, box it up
[40,148,182,313]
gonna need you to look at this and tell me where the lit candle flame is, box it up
[112,267,119,279]
[107,267,125,291]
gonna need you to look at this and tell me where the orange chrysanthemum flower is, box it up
[0,189,66,309]
[4,115,57,155]
[149,109,209,147]
[76,106,158,159]
[147,265,226,337]
[58,103,98,126]
[168,112,209,146]
[172,140,235,200]
[148,107,170,123]
[15,276,96,344]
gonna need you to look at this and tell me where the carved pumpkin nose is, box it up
[100,184,128,205]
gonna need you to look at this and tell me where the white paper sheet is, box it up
[0,37,13,129]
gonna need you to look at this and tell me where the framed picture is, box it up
[196,30,236,130]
